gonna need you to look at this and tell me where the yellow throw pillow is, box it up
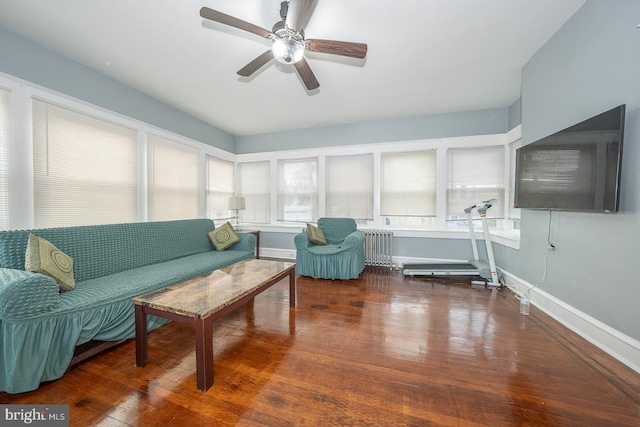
[25,234,76,292]
[307,223,327,245]
[208,222,241,251]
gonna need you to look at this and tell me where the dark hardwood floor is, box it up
[2,267,639,426]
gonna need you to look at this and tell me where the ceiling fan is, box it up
[199,0,368,91]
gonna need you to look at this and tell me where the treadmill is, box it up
[402,199,502,287]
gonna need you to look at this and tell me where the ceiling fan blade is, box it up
[305,39,368,59]
[237,50,274,77]
[200,7,274,39]
[294,58,320,90]
[285,0,315,32]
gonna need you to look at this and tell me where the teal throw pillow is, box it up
[307,223,327,245]
[208,222,241,251]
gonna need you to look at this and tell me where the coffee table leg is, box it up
[194,317,214,391]
[289,268,296,307]
[135,305,148,367]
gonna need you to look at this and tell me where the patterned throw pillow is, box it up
[25,234,76,292]
[208,222,241,251]
[307,223,327,245]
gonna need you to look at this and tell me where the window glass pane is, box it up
[277,158,318,222]
[206,156,234,221]
[238,161,270,224]
[0,88,10,230]
[147,134,199,221]
[381,151,436,217]
[447,147,505,224]
[326,154,373,220]
[33,99,137,227]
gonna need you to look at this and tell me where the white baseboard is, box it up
[502,270,640,374]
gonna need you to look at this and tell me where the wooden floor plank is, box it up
[1,267,639,426]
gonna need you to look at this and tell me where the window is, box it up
[277,158,318,222]
[32,100,137,227]
[326,154,373,221]
[238,161,270,224]
[380,151,436,227]
[0,88,10,230]
[446,147,505,225]
[147,134,199,221]
[205,156,234,221]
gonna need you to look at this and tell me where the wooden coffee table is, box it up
[133,259,296,391]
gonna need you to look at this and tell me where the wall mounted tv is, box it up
[514,104,625,213]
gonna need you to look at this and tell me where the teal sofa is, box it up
[294,218,365,280]
[0,218,256,394]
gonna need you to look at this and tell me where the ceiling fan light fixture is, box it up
[199,4,367,91]
[272,37,304,64]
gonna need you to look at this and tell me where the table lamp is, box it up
[228,196,246,228]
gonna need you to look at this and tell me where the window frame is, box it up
[146,133,201,222]
[446,146,506,228]
[32,98,139,228]
[325,153,374,222]
[277,157,319,223]
[205,155,235,224]
[237,160,271,225]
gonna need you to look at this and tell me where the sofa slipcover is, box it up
[0,218,256,393]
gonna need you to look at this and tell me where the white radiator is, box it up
[364,230,394,268]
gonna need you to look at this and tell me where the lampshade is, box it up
[228,196,246,210]
[272,38,304,64]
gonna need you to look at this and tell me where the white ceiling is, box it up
[0,0,585,136]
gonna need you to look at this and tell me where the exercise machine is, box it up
[402,199,502,287]
[402,200,501,286]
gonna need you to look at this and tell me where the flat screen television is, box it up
[514,104,625,213]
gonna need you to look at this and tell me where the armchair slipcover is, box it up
[294,218,366,280]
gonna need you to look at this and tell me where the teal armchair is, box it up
[294,218,366,280]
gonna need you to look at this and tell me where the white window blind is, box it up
[0,88,10,230]
[380,151,436,216]
[447,147,505,221]
[326,154,373,220]
[277,158,318,222]
[32,99,137,228]
[147,134,200,221]
[238,161,270,224]
[205,156,234,221]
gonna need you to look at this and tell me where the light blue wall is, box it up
[497,0,640,341]
[0,27,235,152]
[508,98,522,130]
[395,236,489,261]
[236,108,509,153]
[260,231,300,251]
